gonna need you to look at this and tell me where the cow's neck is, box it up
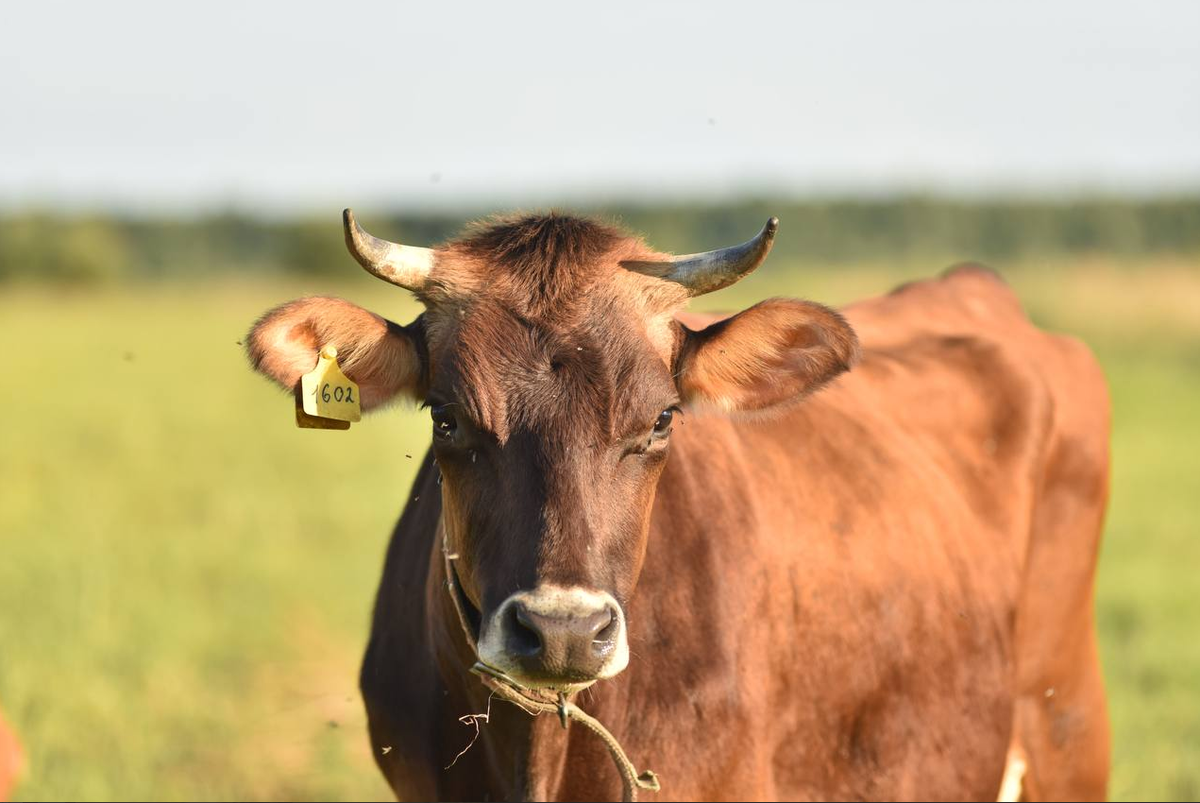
[426,516,574,800]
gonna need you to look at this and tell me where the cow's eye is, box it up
[431,405,458,438]
[652,408,675,436]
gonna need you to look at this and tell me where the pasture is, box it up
[1,257,1197,801]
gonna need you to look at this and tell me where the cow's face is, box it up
[248,213,858,690]
[422,283,684,689]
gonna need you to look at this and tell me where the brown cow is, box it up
[247,211,1110,801]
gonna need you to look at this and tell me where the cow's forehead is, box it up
[424,289,680,442]
[412,214,689,440]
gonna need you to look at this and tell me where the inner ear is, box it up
[246,296,427,411]
[674,298,860,413]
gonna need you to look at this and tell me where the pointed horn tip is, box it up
[765,217,779,237]
[342,208,376,269]
[343,208,378,254]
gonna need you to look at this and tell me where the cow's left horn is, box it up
[624,217,778,296]
[343,208,436,291]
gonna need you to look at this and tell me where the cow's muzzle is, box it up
[477,586,629,690]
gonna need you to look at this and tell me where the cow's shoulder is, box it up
[857,263,1106,445]
[824,264,1108,543]
[845,262,1026,344]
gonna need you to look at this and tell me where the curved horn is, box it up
[343,208,436,290]
[625,217,779,296]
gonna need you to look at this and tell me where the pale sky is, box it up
[2,0,1198,212]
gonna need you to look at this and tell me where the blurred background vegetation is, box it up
[4,197,1199,283]
[1,197,1198,801]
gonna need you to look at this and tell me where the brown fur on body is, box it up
[247,214,1109,801]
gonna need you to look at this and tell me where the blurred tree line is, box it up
[1,196,1197,283]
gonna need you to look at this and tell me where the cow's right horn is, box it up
[622,217,779,296]
[343,208,436,291]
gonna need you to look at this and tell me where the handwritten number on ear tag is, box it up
[296,346,362,429]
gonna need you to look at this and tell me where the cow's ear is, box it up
[675,298,859,413]
[246,296,425,411]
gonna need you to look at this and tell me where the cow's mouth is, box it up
[448,560,482,642]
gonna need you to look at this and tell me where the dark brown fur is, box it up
[246,216,1110,801]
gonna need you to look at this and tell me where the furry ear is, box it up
[246,296,424,410]
[676,298,859,412]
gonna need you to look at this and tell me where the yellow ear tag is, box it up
[295,346,362,429]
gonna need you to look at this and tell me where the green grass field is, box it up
[1,259,1197,801]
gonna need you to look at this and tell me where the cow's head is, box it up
[248,211,858,690]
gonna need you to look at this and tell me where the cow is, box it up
[246,210,1111,801]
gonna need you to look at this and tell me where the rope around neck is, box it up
[470,663,661,803]
[441,538,660,802]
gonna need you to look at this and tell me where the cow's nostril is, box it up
[508,604,543,657]
[590,608,620,660]
[592,608,618,644]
